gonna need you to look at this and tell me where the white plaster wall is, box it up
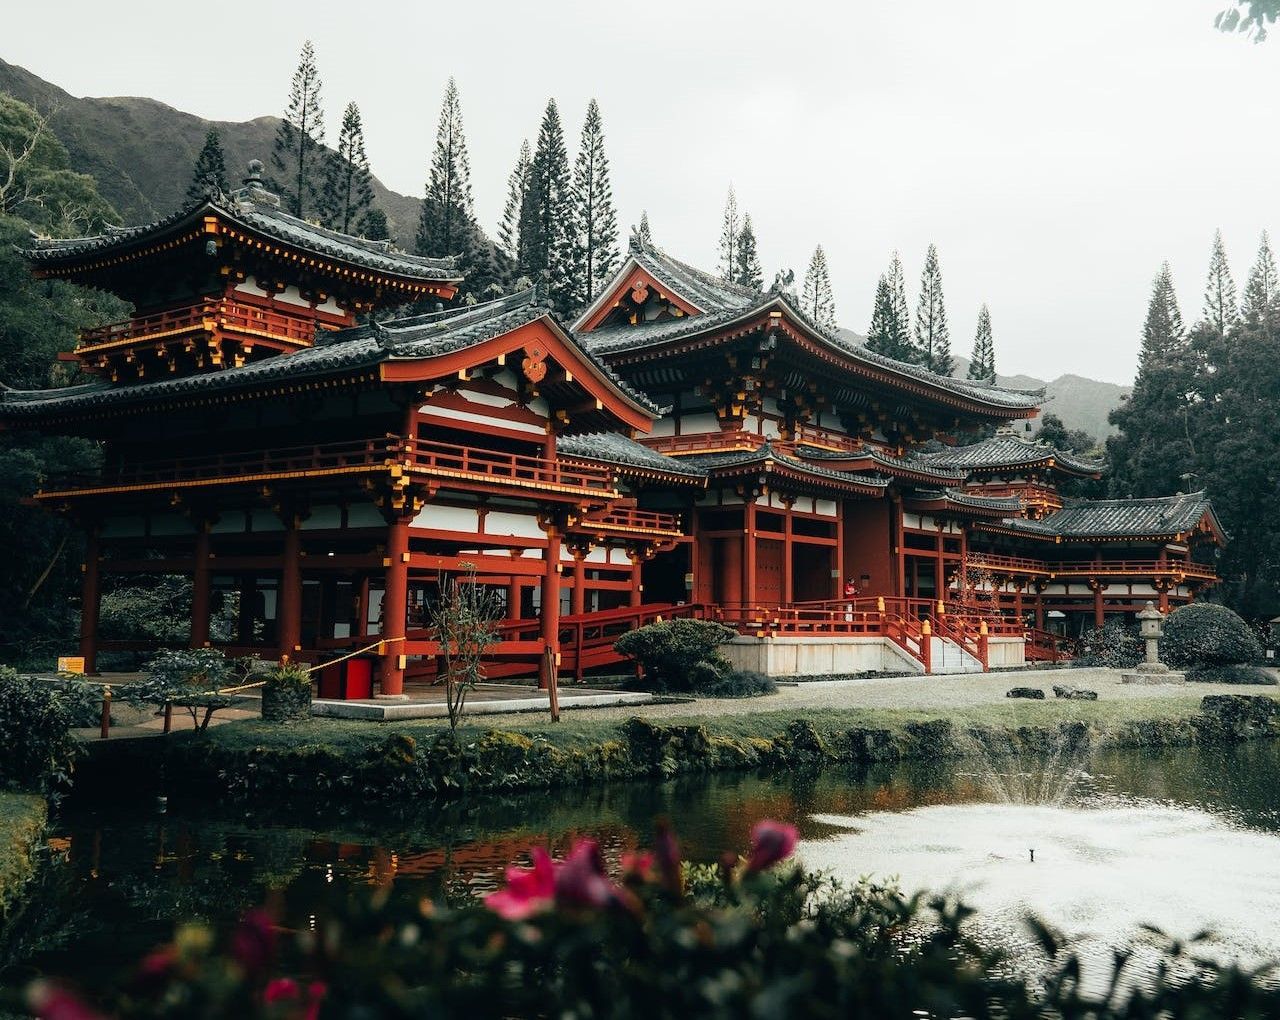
[987,637,1026,667]
[720,636,925,676]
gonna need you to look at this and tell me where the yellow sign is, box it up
[57,656,85,675]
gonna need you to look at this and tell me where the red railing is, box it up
[573,506,684,537]
[1026,628,1078,662]
[782,423,866,453]
[638,430,761,455]
[397,438,615,495]
[964,552,1217,582]
[969,483,1063,508]
[77,298,323,352]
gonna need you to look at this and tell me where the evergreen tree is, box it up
[570,99,619,309]
[718,186,740,282]
[186,128,229,201]
[800,245,836,328]
[886,250,916,361]
[635,211,653,246]
[1202,229,1239,341]
[416,78,476,261]
[914,244,952,375]
[865,275,898,357]
[497,139,530,262]
[518,99,573,310]
[967,303,996,382]
[1240,230,1280,334]
[735,214,764,291]
[362,207,390,241]
[320,102,374,234]
[1139,261,1186,367]
[270,40,326,219]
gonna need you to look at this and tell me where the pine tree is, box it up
[518,99,573,310]
[865,275,898,357]
[1240,230,1280,334]
[362,207,390,241]
[735,213,763,291]
[800,245,836,328]
[570,99,619,309]
[886,250,915,361]
[270,40,326,219]
[914,244,952,375]
[416,78,476,260]
[497,139,531,262]
[967,303,996,382]
[186,128,229,201]
[1202,229,1239,341]
[1139,261,1185,367]
[718,186,740,282]
[635,211,653,246]
[320,102,374,234]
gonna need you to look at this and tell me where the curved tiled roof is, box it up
[795,444,967,484]
[918,434,1102,476]
[628,237,758,313]
[681,442,891,493]
[986,491,1223,540]
[24,185,461,283]
[558,433,706,480]
[0,290,660,421]
[913,488,1026,514]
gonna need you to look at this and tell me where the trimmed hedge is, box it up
[1187,664,1276,685]
[1077,619,1143,669]
[1162,603,1262,668]
[261,663,312,722]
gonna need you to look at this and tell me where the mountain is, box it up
[838,329,1127,440]
[0,58,422,249]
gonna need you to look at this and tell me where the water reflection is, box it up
[10,742,1280,998]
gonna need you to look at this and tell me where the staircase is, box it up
[928,636,985,674]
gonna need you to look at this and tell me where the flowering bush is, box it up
[26,819,1280,1018]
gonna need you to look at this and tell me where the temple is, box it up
[1,167,1225,690]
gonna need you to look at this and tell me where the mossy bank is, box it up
[0,793,47,916]
[75,693,1280,805]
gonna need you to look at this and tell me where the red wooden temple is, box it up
[1,166,1224,690]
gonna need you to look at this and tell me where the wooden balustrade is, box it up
[964,552,1217,581]
[77,297,325,353]
[637,430,761,455]
[574,506,683,537]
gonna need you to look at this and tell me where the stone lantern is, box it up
[1121,601,1185,684]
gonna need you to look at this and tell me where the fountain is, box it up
[1121,601,1186,685]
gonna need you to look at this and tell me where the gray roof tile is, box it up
[558,433,706,478]
[918,434,1103,476]
[991,491,1222,539]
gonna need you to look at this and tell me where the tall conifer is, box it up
[186,128,229,201]
[914,244,952,375]
[801,245,836,329]
[416,78,476,260]
[886,250,915,361]
[570,99,619,309]
[736,214,764,291]
[1240,230,1280,334]
[497,139,531,262]
[518,99,573,310]
[1140,261,1185,367]
[866,275,900,357]
[718,186,740,282]
[1202,229,1239,341]
[321,102,375,234]
[271,40,326,219]
[967,303,996,382]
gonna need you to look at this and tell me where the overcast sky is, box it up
[6,1,1276,383]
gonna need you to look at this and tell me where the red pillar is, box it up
[379,517,410,697]
[278,515,303,661]
[190,521,212,649]
[1093,584,1104,629]
[79,524,101,676]
[834,499,845,600]
[507,577,523,620]
[783,506,794,604]
[1035,591,1045,630]
[722,536,743,607]
[629,554,643,608]
[539,527,562,690]
[571,550,587,616]
[743,500,758,606]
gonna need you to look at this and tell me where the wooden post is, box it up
[190,520,212,649]
[629,553,643,608]
[783,507,794,605]
[1093,583,1104,629]
[79,524,101,676]
[744,500,758,608]
[99,684,111,740]
[379,516,410,697]
[539,526,562,691]
[507,577,523,620]
[278,514,303,661]
[571,550,587,617]
[356,576,370,638]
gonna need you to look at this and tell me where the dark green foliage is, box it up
[569,99,619,309]
[260,662,312,722]
[698,667,777,698]
[1218,1,1280,39]
[320,102,374,235]
[1077,619,1143,669]
[1161,602,1262,668]
[497,138,530,266]
[1202,228,1238,341]
[0,666,82,794]
[613,619,738,692]
[866,253,918,363]
[361,206,390,241]
[966,302,996,382]
[915,243,952,375]
[735,213,763,291]
[1187,663,1276,684]
[800,244,835,328]
[270,40,325,219]
[517,99,573,311]
[718,185,739,282]
[134,648,238,732]
[1037,412,1095,455]
[185,128,228,201]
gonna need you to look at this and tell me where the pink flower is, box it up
[232,909,277,977]
[304,981,328,1020]
[484,847,556,920]
[265,977,301,1004]
[745,820,799,873]
[620,850,654,882]
[554,840,617,910]
[135,946,177,982]
[25,981,104,1020]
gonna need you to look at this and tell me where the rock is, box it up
[1053,685,1099,701]
[1006,687,1045,700]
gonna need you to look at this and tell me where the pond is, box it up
[7,740,1280,1000]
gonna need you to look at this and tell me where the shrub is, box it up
[1162,602,1263,668]
[1186,664,1277,685]
[260,662,312,722]
[614,619,738,693]
[134,648,239,732]
[0,666,82,795]
[700,668,777,698]
[1076,619,1142,668]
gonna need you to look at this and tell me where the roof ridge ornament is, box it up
[231,159,280,209]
